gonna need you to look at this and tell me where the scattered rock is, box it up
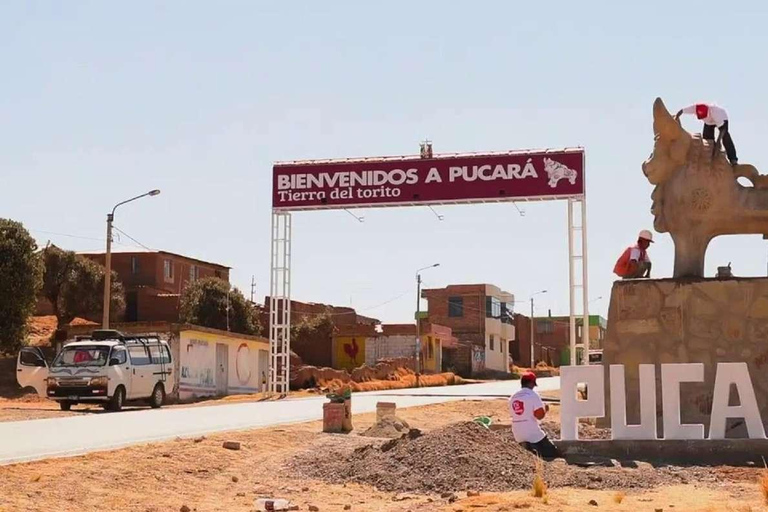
[309,506,319,512]
[302,487,310,492]
[448,495,458,503]
[193,436,206,443]
[231,476,239,483]
[161,453,172,458]
[180,506,191,512]
[588,500,598,506]
[467,490,480,497]
[222,441,241,451]
[30,474,41,483]
[344,506,351,510]
[288,507,300,511]
[393,493,417,502]
[440,492,453,499]
[655,509,663,512]
[236,492,245,497]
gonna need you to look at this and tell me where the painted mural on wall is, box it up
[335,336,366,370]
[471,344,486,374]
[181,338,215,389]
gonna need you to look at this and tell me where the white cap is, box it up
[639,229,654,242]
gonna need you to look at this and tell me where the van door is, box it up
[108,347,131,398]
[216,343,228,395]
[126,345,154,398]
[17,347,49,398]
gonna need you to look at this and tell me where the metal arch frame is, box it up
[268,148,590,394]
[269,212,291,394]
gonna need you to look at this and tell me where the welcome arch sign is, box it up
[269,147,589,393]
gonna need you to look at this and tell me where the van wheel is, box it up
[108,386,125,412]
[60,401,72,411]
[150,384,165,409]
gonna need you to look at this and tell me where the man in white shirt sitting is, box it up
[509,371,561,459]
[675,103,738,165]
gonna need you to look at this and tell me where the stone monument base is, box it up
[601,277,768,438]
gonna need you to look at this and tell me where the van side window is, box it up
[112,348,127,365]
[128,346,151,366]
[20,349,44,366]
[147,345,171,364]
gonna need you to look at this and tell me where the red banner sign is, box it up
[272,148,584,211]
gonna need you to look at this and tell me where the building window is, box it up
[163,259,174,283]
[448,297,463,317]
[189,265,199,283]
[489,334,495,351]
[485,296,501,319]
[131,256,139,274]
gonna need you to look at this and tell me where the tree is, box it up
[0,219,43,353]
[179,277,261,335]
[41,245,125,326]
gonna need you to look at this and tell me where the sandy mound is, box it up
[360,417,412,439]
[290,421,702,494]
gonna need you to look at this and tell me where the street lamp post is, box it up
[529,290,547,368]
[102,189,161,328]
[415,263,440,380]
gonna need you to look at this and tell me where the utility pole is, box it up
[102,189,160,328]
[250,276,256,303]
[415,263,440,382]
[529,290,547,368]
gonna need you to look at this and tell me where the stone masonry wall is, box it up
[603,277,768,437]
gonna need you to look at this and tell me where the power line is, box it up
[29,228,148,251]
[112,225,154,252]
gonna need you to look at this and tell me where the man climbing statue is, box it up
[613,230,654,279]
[674,102,738,165]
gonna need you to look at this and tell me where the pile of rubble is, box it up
[290,421,715,494]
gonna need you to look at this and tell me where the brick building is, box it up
[259,298,379,368]
[513,313,607,367]
[332,322,455,373]
[421,284,515,376]
[82,251,230,323]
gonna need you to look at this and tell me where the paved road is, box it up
[0,378,559,466]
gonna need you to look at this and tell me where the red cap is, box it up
[695,104,709,120]
[521,371,537,386]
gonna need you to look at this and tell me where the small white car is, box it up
[17,330,175,412]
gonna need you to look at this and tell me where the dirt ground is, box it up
[0,397,766,512]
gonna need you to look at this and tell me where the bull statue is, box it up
[642,97,768,278]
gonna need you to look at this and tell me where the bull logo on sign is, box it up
[544,158,578,189]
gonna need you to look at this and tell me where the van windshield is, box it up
[52,346,110,367]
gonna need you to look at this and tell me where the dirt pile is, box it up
[291,357,467,392]
[290,421,696,494]
[360,417,412,439]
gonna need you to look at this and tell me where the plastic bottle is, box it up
[254,498,291,511]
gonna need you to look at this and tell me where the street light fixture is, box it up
[529,290,547,368]
[102,189,161,328]
[415,263,440,380]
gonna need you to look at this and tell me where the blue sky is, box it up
[3,1,768,323]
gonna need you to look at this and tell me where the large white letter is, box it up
[708,362,765,440]
[560,365,605,441]
[662,363,704,440]
[610,364,657,440]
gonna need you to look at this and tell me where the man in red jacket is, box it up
[614,230,653,279]
[675,102,738,165]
